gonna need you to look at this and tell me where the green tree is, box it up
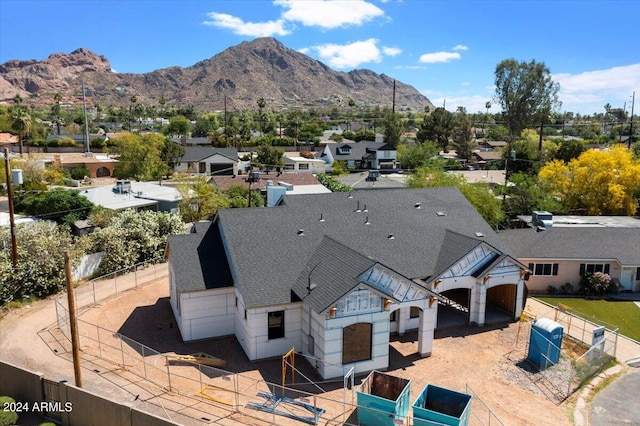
[91,209,184,275]
[406,167,505,228]
[255,145,284,173]
[177,177,228,223]
[109,133,168,180]
[50,92,65,136]
[554,138,586,163]
[70,165,92,180]
[494,58,561,141]
[417,107,454,152]
[11,95,32,155]
[486,125,510,141]
[396,141,439,170]
[163,115,191,139]
[502,172,563,219]
[382,111,403,147]
[16,188,95,225]
[451,107,475,160]
[0,221,79,304]
[225,184,264,208]
[161,138,186,169]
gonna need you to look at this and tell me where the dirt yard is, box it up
[62,279,573,426]
[0,266,580,426]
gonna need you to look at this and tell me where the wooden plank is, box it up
[167,352,227,367]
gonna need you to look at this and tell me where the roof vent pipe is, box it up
[347,192,353,199]
[319,213,325,222]
[363,204,368,212]
[355,200,361,213]
[297,229,305,236]
[364,216,370,225]
[415,202,421,209]
[388,233,395,240]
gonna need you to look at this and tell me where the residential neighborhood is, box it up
[1,2,640,424]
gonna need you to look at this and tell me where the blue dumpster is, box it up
[528,318,563,369]
[412,384,472,426]
[356,371,411,426]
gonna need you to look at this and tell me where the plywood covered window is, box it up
[342,323,372,364]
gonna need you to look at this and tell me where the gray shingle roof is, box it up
[178,147,239,163]
[216,187,513,309]
[498,227,640,266]
[168,221,233,293]
[332,142,385,161]
[291,236,376,313]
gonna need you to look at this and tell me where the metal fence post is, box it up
[166,355,172,391]
[97,324,102,359]
[135,267,138,288]
[142,345,147,379]
[613,329,619,359]
[119,334,125,367]
[92,281,96,305]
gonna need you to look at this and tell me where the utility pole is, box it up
[629,91,635,149]
[3,148,19,267]
[64,250,83,388]
[392,80,396,114]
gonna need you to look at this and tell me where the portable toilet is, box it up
[356,371,411,426]
[412,384,472,426]
[528,318,563,369]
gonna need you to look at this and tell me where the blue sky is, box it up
[1,0,638,115]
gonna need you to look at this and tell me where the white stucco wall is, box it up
[235,302,303,361]
[522,259,622,293]
[178,287,236,341]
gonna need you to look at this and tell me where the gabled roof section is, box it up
[292,236,376,313]
[432,230,484,277]
[178,147,239,163]
[168,221,233,293]
[499,227,640,266]
[216,187,514,309]
[378,143,396,151]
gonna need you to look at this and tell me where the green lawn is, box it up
[536,297,640,341]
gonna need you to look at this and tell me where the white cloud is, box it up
[203,13,290,37]
[312,38,381,69]
[395,65,425,70]
[452,44,468,51]
[382,46,402,56]
[274,0,384,29]
[553,63,640,113]
[461,82,470,86]
[419,51,461,64]
[298,47,310,54]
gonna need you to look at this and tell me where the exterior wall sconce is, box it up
[329,307,337,319]
[383,299,392,311]
[520,269,528,279]
[482,275,492,285]
[429,296,438,307]
[433,278,442,289]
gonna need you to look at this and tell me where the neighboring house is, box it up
[0,132,19,147]
[53,153,117,178]
[46,133,108,145]
[471,150,503,166]
[170,136,212,147]
[174,147,239,176]
[283,156,326,173]
[79,180,181,213]
[477,140,507,150]
[499,226,640,293]
[166,187,526,379]
[320,142,397,171]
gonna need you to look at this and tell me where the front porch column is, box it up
[514,280,524,319]
[398,307,407,336]
[418,305,437,357]
[469,284,487,325]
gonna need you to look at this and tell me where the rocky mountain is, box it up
[0,38,434,112]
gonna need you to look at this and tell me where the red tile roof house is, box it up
[166,187,527,379]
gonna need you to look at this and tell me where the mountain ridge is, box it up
[0,37,434,112]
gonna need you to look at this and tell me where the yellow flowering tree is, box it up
[539,146,640,215]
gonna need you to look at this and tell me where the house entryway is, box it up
[436,289,470,329]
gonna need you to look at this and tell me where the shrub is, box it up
[0,396,19,426]
[560,282,574,294]
[90,138,106,149]
[70,165,91,180]
[58,137,79,147]
[42,167,70,185]
[331,161,347,176]
[316,173,352,192]
[579,272,618,296]
[546,285,557,295]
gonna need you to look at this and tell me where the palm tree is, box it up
[158,95,167,118]
[11,95,31,156]
[51,92,64,135]
[257,97,266,136]
[128,95,137,131]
